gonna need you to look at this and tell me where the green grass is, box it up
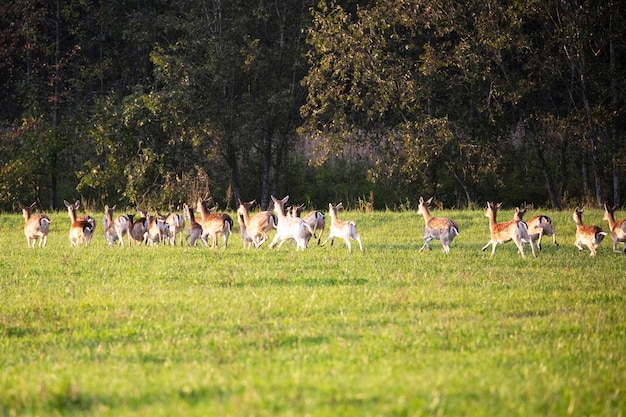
[0,208,624,416]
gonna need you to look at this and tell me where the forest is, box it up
[0,0,624,212]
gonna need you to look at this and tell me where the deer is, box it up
[417,197,459,254]
[268,195,315,250]
[602,204,626,253]
[291,204,325,245]
[146,214,170,246]
[64,200,96,247]
[196,198,233,248]
[103,204,119,246]
[320,202,363,253]
[158,211,185,246]
[481,202,536,258]
[236,210,255,249]
[20,202,51,248]
[129,210,150,245]
[114,213,134,246]
[237,199,277,248]
[103,205,132,247]
[573,207,607,257]
[183,204,206,246]
[513,207,558,250]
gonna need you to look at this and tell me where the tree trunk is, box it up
[590,135,602,205]
[259,129,273,210]
[535,140,561,209]
[49,0,61,211]
[226,139,241,208]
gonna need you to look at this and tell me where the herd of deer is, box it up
[417,197,626,257]
[19,195,364,252]
[18,195,626,256]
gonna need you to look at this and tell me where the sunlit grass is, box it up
[0,207,624,416]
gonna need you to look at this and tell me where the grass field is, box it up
[1,207,624,416]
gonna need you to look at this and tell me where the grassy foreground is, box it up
[0,207,624,416]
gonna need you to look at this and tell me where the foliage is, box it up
[0,0,624,211]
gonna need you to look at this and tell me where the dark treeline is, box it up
[1,0,624,212]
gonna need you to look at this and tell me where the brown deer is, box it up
[20,202,51,248]
[183,204,205,246]
[572,207,607,257]
[237,199,277,248]
[602,204,626,253]
[481,202,536,258]
[417,197,459,254]
[64,200,95,247]
[320,202,363,253]
[196,198,233,248]
[513,207,558,250]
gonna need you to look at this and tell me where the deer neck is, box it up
[67,207,77,223]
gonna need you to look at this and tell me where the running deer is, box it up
[292,204,325,245]
[129,210,150,245]
[572,207,607,257]
[20,202,51,248]
[64,200,96,247]
[146,214,170,246]
[237,199,277,248]
[602,204,626,253]
[320,202,363,253]
[196,198,233,248]
[115,213,134,246]
[236,210,255,249]
[417,197,459,254]
[104,205,132,247]
[183,204,205,246]
[103,205,119,246]
[481,202,536,258]
[268,195,315,250]
[513,207,558,250]
[158,211,185,246]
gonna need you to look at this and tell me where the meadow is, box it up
[0,206,624,416]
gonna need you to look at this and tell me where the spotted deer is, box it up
[320,202,363,253]
[573,207,607,257]
[196,198,233,248]
[237,199,277,248]
[417,197,459,254]
[481,202,536,258]
[513,207,558,250]
[64,200,96,247]
[602,204,626,253]
[20,202,51,248]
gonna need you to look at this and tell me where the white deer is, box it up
[603,204,626,253]
[268,195,315,251]
[481,202,536,258]
[291,204,325,245]
[20,202,51,248]
[320,203,363,253]
[573,207,607,256]
[417,197,459,254]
